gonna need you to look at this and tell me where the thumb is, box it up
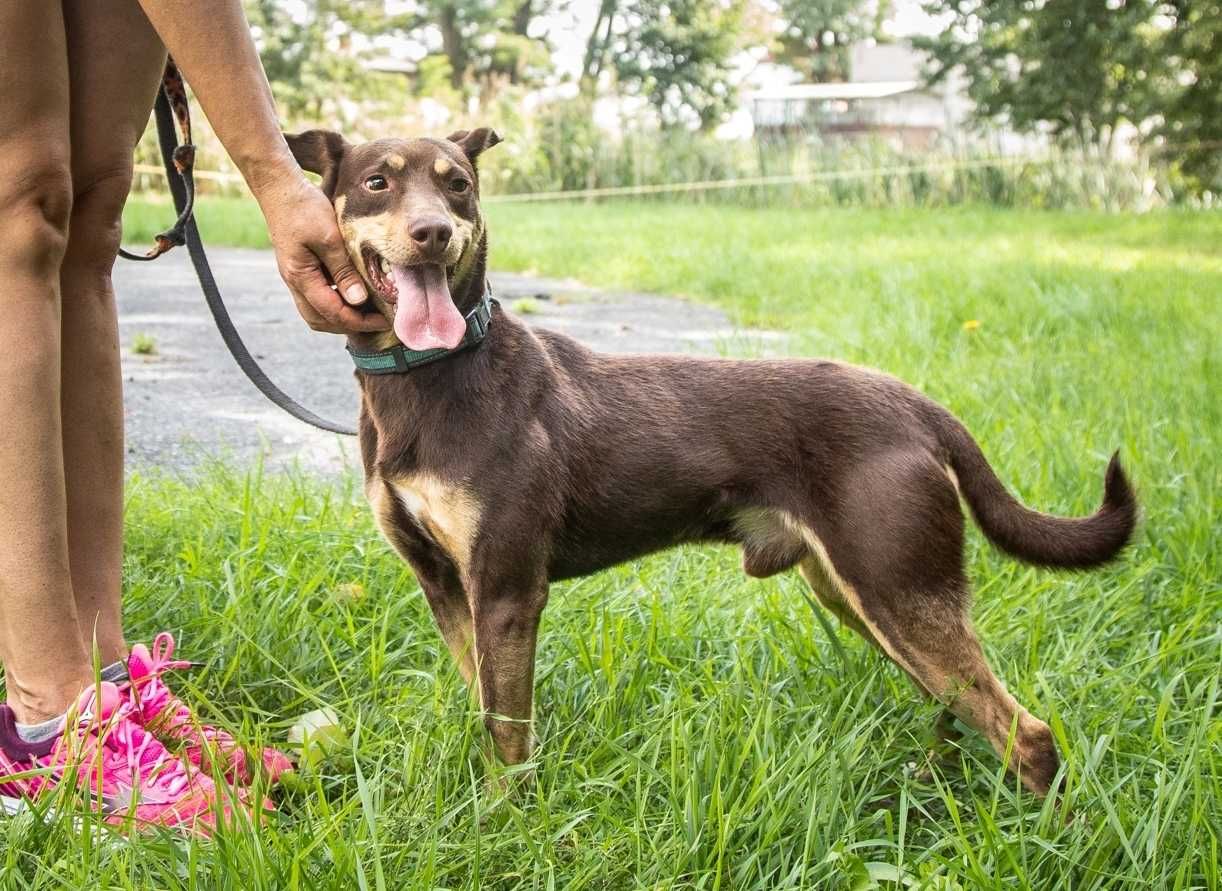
[320,236,368,306]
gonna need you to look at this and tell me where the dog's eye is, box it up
[449,178,470,194]
[365,175,389,192]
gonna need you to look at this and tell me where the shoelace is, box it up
[104,710,191,800]
[35,696,191,804]
[132,633,232,747]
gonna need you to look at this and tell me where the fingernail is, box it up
[344,284,367,305]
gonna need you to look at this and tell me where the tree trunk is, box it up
[511,0,533,37]
[581,0,618,94]
[439,4,467,91]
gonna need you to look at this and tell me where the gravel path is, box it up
[114,247,783,473]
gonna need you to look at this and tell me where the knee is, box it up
[477,589,548,634]
[66,168,134,271]
[0,158,73,278]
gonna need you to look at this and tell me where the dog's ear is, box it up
[446,127,502,165]
[284,129,349,194]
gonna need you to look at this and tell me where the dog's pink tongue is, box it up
[390,264,466,351]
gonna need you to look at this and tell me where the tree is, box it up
[772,0,889,82]
[581,0,620,92]
[246,0,398,123]
[396,0,555,95]
[1158,0,1221,190]
[582,0,747,130]
[915,0,1169,153]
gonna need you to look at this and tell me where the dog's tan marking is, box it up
[340,211,408,352]
[734,507,780,543]
[341,210,473,271]
[366,476,479,685]
[334,194,347,220]
[433,157,452,176]
[734,508,905,654]
[944,465,961,497]
[340,211,402,263]
[387,153,406,170]
[365,475,399,552]
[449,216,481,288]
[390,474,481,573]
[735,507,804,577]
[767,513,933,687]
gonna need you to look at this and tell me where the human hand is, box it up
[257,176,389,334]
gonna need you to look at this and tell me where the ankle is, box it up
[5,674,95,724]
[79,620,128,669]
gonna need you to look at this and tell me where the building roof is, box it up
[749,81,921,102]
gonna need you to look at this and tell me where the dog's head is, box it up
[285,128,501,350]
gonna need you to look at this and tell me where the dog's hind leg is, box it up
[874,603,1060,797]
[795,452,1061,796]
[800,553,968,779]
[798,554,885,653]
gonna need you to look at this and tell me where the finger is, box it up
[339,305,391,332]
[318,235,368,307]
[286,286,333,331]
[300,274,389,333]
[298,269,353,325]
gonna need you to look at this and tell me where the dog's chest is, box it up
[369,473,481,571]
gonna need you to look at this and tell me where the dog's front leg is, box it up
[419,574,477,686]
[469,575,549,768]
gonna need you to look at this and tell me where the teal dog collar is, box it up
[347,286,495,375]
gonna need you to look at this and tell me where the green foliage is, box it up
[126,135,1185,232]
[244,0,402,125]
[916,0,1172,152]
[130,333,158,356]
[395,0,554,95]
[1158,0,1222,192]
[916,0,1219,192]
[772,0,890,82]
[587,0,747,129]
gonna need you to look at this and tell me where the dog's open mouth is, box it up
[363,248,466,351]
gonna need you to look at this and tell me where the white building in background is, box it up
[748,80,950,149]
[747,42,965,150]
[745,40,1042,155]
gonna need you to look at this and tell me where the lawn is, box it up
[33,200,1218,888]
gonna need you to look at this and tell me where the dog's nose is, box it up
[409,218,453,256]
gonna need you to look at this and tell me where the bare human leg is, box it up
[60,0,166,665]
[0,1,93,723]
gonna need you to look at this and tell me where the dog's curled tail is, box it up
[938,414,1137,569]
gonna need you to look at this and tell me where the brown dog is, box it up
[286,127,1136,796]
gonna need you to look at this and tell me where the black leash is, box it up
[120,62,358,437]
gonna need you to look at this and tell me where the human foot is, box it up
[124,633,292,785]
[0,681,234,832]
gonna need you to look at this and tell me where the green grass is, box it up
[47,200,1220,888]
[123,194,273,252]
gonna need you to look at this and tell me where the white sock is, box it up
[15,713,66,744]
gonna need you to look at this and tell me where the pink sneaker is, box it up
[0,682,231,832]
[125,633,292,785]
